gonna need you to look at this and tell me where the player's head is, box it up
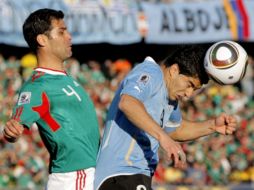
[163,45,209,85]
[162,45,209,101]
[23,8,64,53]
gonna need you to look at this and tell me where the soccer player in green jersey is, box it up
[2,8,100,190]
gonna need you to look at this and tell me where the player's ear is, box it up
[37,34,47,47]
[169,63,180,77]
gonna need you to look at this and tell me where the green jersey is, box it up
[12,68,100,173]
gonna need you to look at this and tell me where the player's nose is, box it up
[185,88,194,98]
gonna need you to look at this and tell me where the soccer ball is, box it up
[204,40,248,85]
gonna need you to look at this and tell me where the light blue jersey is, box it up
[94,57,182,189]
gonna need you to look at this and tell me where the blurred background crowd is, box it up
[1,0,254,189]
[0,52,254,190]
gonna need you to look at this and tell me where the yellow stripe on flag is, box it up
[223,0,238,40]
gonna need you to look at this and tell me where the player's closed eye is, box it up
[58,30,64,35]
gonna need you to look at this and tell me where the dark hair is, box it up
[163,45,209,85]
[23,8,64,53]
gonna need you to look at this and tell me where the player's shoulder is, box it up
[138,57,160,70]
[20,74,45,94]
[16,81,45,107]
[132,57,162,78]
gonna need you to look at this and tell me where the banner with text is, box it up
[0,0,254,46]
[142,0,254,44]
[0,0,141,46]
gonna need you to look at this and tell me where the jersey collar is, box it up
[35,67,67,75]
[144,56,156,63]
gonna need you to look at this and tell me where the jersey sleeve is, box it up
[12,84,44,129]
[120,64,163,102]
[164,103,182,133]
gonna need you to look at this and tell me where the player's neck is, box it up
[37,53,65,72]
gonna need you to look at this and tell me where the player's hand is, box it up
[3,119,24,143]
[159,133,186,169]
[213,113,237,135]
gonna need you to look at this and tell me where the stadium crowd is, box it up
[0,52,254,190]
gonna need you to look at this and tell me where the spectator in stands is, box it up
[240,56,254,100]
[0,54,7,73]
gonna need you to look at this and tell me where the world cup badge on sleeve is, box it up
[18,92,31,105]
[138,73,150,85]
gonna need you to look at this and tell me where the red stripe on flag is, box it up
[236,0,250,39]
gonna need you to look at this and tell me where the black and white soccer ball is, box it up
[204,40,248,85]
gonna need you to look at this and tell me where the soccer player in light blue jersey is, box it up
[94,45,237,190]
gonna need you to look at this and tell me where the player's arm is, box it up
[169,112,237,141]
[3,85,44,143]
[3,119,24,143]
[119,94,186,168]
